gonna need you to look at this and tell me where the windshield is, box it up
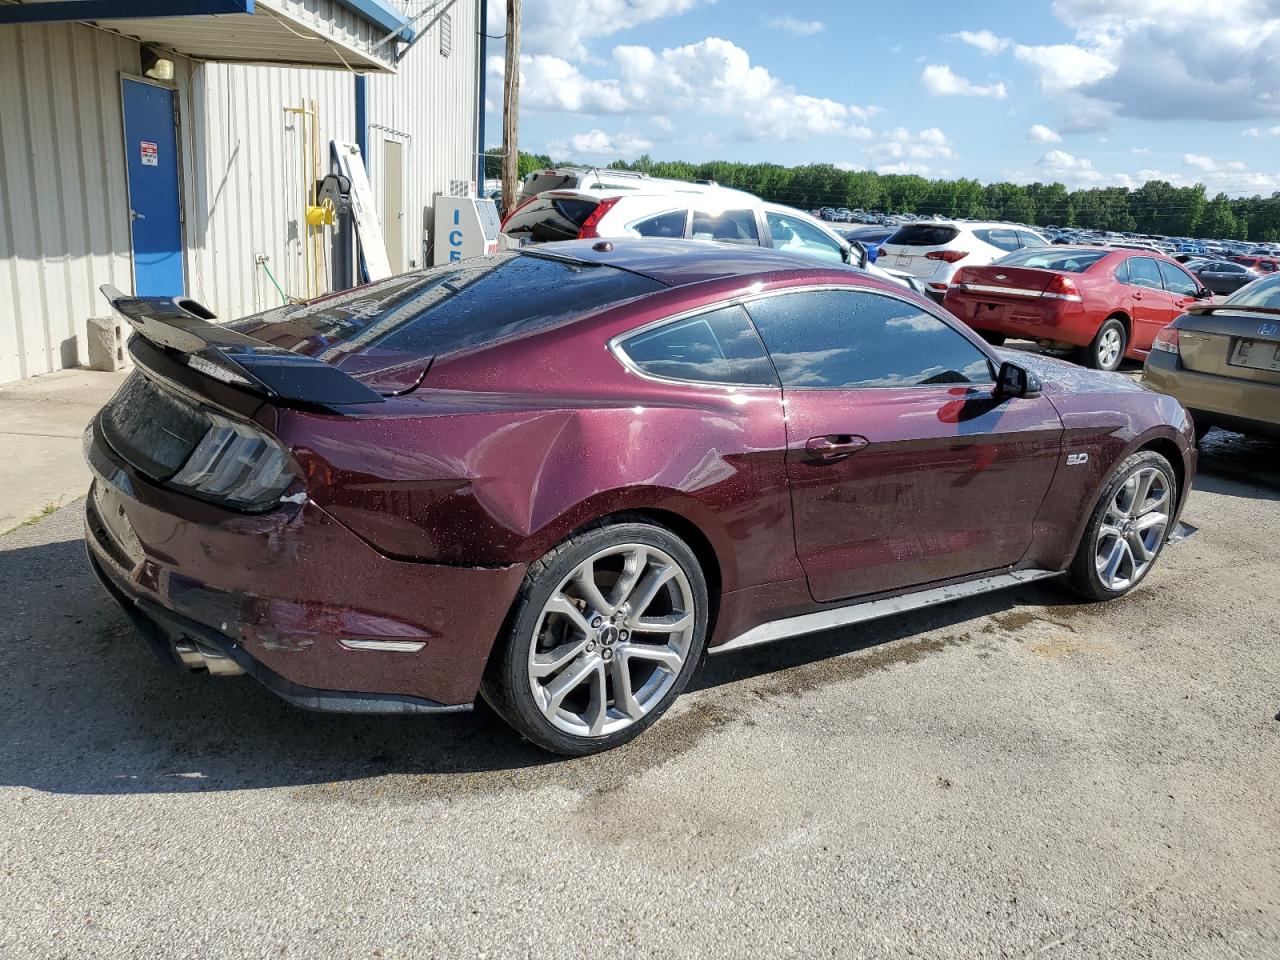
[1225,272,1280,308]
[993,249,1109,273]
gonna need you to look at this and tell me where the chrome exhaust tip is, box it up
[173,638,245,677]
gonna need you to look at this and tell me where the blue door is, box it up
[122,78,184,296]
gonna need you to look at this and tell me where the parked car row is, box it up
[499,183,929,294]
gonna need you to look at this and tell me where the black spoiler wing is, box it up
[100,285,383,406]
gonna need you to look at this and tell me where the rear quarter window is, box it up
[617,305,777,386]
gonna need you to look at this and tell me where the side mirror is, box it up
[1196,287,1213,300]
[849,239,869,269]
[996,360,1042,400]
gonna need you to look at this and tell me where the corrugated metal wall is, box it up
[0,22,138,383]
[0,0,482,385]
[366,0,480,270]
[180,61,356,318]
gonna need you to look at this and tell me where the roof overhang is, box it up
[0,0,413,72]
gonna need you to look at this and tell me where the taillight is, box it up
[577,197,620,239]
[925,250,969,263]
[168,412,297,511]
[1151,326,1180,355]
[1043,274,1083,302]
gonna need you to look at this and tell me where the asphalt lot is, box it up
[1,428,1277,958]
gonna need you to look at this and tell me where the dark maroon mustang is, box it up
[85,239,1196,755]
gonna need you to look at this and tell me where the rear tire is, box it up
[481,520,709,756]
[1085,317,1128,372]
[1194,421,1213,445]
[1066,451,1176,601]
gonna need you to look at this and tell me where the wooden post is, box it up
[501,0,520,216]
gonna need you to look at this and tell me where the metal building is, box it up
[0,0,486,384]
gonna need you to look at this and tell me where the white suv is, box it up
[500,188,923,289]
[517,167,720,204]
[878,221,1050,300]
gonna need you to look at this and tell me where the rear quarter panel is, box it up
[1010,353,1196,569]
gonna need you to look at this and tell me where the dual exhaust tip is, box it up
[173,638,245,677]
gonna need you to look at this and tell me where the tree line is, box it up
[486,148,1280,243]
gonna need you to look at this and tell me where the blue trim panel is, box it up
[0,0,252,24]
[354,75,368,159]
[333,0,414,41]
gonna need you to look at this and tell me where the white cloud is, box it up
[1029,123,1062,143]
[1012,1,1280,124]
[1243,125,1280,136]
[920,64,1008,98]
[1184,153,1216,171]
[865,127,955,177]
[549,129,654,157]
[765,16,824,36]
[489,54,628,114]
[500,0,712,61]
[650,114,674,132]
[509,37,882,141]
[1012,42,1117,94]
[1039,150,1280,196]
[950,29,1009,55]
[1131,147,1151,155]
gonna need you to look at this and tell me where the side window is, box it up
[690,209,760,246]
[976,228,1021,252]
[1114,258,1130,284]
[1016,230,1046,249]
[1126,257,1164,289]
[1157,260,1199,295]
[628,209,687,239]
[616,305,778,387]
[744,290,994,390]
[766,212,844,264]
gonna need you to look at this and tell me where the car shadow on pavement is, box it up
[0,528,1093,797]
[0,444,1268,798]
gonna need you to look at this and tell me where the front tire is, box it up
[481,520,709,756]
[1066,451,1176,601]
[979,331,1007,347]
[1085,317,1128,371]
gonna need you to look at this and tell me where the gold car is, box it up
[1142,274,1280,442]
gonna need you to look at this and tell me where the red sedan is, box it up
[86,240,1196,755]
[944,247,1211,371]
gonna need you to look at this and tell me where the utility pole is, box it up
[501,0,521,216]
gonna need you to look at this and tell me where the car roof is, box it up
[540,185,758,203]
[527,237,859,288]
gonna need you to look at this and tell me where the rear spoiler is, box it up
[1185,303,1280,318]
[100,285,383,406]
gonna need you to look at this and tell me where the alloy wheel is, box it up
[1097,327,1123,369]
[527,544,696,738]
[1094,466,1171,591]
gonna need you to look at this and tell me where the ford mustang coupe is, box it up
[85,240,1196,755]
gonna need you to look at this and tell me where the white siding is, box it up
[0,21,137,383]
[179,61,356,318]
[0,0,482,384]
[366,0,480,269]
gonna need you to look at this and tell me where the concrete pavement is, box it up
[0,430,1276,958]
[0,369,127,533]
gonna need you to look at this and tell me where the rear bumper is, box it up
[83,420,528,711]
[944,293,1092,346]
[1142,351,1280,438]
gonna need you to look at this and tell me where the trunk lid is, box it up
[953,265,1056,298]
[1178,305,1280,386]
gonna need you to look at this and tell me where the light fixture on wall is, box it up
[142,46,174,82]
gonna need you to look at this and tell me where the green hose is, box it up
[259,260,290,305]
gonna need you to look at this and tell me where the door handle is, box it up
[805,435,869,461]
[1132,291,1143,301]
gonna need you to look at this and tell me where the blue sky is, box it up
[484,0,1280,196]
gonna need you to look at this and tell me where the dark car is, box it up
[86,240,1197,755]
[1190,259,1259,295]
